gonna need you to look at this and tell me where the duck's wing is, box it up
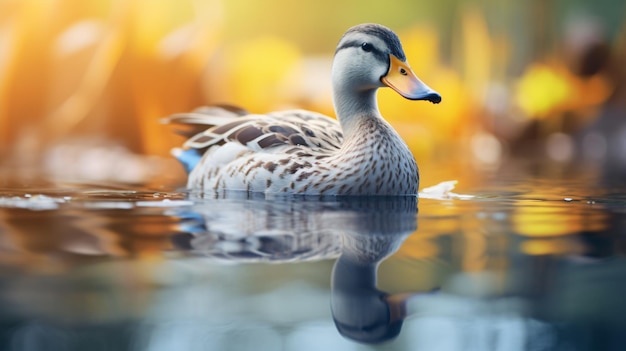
[164,105,344,155]
[166,104,251,139]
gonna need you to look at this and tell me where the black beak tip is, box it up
[427,93,442,104]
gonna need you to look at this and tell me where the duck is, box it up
[165,23,441,196]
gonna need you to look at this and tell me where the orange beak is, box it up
[381,55,441,104]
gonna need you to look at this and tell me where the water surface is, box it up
[0,172,625,351]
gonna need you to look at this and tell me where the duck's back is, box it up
[165,105,345,192]
[166,105,419,196]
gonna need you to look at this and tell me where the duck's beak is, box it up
[381,55,442,104]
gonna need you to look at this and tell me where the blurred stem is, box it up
[42,0,128,143]
[531,0,554,61]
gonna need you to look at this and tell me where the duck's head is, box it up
[332,23,441,104]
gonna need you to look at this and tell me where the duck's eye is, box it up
[399,68,407,76]
[361,42,373,52]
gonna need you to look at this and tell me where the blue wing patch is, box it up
[172,148,202,174]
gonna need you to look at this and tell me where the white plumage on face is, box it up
[331,33,390,91]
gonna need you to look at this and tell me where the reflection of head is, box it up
[331,229,412,344]
[332,288,403,343]
[329,196,417,344]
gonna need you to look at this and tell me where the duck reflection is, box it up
[174,194,424,343]
[173,195,419,264]
[330,197,429,344]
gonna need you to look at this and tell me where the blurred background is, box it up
[0,0,625,186]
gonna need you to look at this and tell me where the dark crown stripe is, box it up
[334,40,388,63]
[337,23,406,61]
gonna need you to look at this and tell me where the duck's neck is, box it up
[333,87,381,139]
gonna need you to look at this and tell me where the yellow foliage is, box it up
[515,64,573,119]
[204,36,302,112]
[461,7,491,96]
[398,25,440,73]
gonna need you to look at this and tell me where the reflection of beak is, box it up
[381,55,442,104]
[384,293,410,322]
[384,288,441,322]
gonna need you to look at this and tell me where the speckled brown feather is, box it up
[167,108,343,154]
[165,105,419,196]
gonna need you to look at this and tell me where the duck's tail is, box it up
[163,104,249,173]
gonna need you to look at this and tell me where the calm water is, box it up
[0,170,625,351]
